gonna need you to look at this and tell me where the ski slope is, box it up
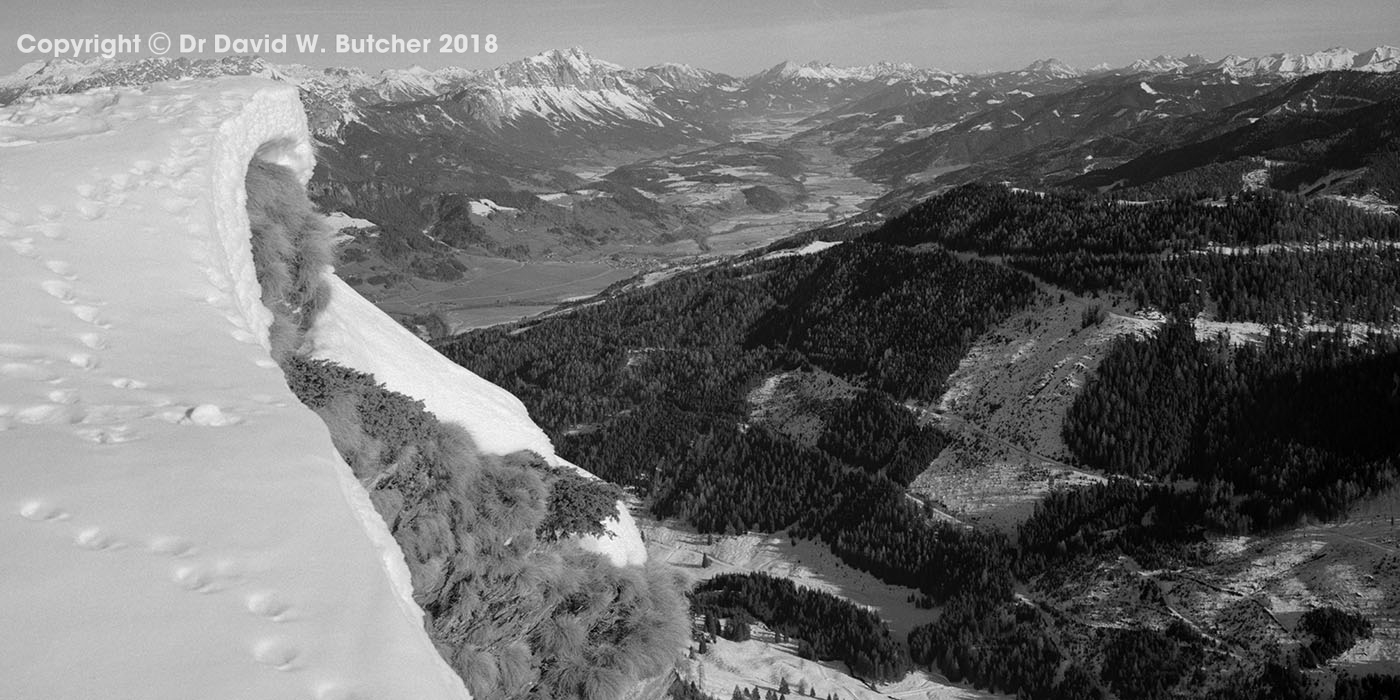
[0,78,473,700]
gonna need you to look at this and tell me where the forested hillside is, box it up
[872,183,1400,323]
[443,183,1400,700]
[439,241,1036,607]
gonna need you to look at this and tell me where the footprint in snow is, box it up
[30,222,64,240]
[70,305,109,327]
[170,404,242,427]
[41,279,75,303]
[146,535,197,558]
[245,590,294,621]
[74,526,125,552]
[77,332,107,350]
[45,260,75,278]
[251,637,301,670]
[68,353,98,371]
[171,560,244,594]
[47,389,78,404]
[74,201,106,221]
[18,499,69,522]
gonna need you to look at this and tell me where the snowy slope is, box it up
[0,79,470,700]
[307,274,649,568]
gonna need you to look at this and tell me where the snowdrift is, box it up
[0,78,475,700]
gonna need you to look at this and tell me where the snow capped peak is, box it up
[1018,58,1081,79]
[758,59,845,82]
[495,47,629,90]
[1128,54,1193,73]
[1196,46,1399,77]
[751,59,932,85]
[636,62,732,91]
[1351,45,1400,72]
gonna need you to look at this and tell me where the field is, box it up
[639,513,1005,700]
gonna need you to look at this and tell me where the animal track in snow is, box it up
[30,222,64,240]
[245,590,293,621]
[18,499,69,522]
[111,377,148,390]
[170,556,247,594]
[45,260,75,278]
[251,637,301,669]
[165,404,242,427]
[75,201,106,220]
[75,526,125,551]
[47,389,78,404]
[71,305,109,327]
[170,562,220,592]
[41,280,75,302]
[37,204,62,221]
[77,332,107,350]
[146,535,197,558]
[68,353,98,370]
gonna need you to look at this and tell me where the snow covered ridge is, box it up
[0,78,471,700]
[1118,45,1400,76]
[308,274,649,568]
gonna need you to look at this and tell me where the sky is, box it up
[5,0,1398,76]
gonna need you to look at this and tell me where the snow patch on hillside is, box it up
[682,633,998,700]
[760,240,842,261]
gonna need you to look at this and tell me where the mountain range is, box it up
[5,44,1395,329]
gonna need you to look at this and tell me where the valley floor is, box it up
[350,141,885,333]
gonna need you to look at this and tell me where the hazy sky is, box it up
[5,0,1398,76]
